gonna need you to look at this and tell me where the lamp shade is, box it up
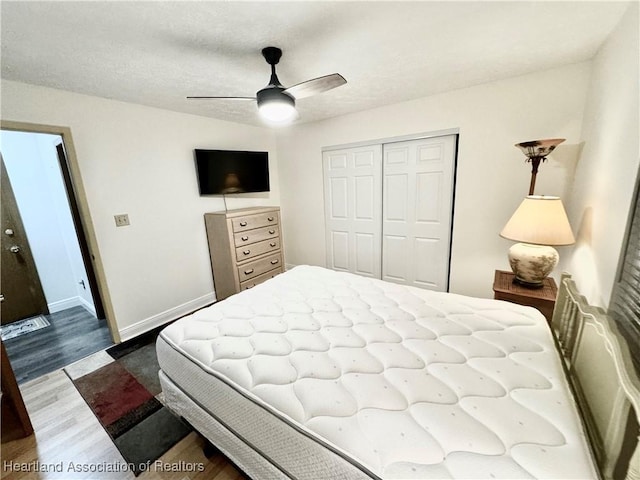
[515,138,565,160]
[500,195,575,246]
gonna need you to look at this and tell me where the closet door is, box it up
[323,145,382,278]
[382,135,456,291]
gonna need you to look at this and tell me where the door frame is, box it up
[1,120,120,343]
[322,127,460,153]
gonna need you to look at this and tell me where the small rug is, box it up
[65,330,192,476]
[0,315,50,341]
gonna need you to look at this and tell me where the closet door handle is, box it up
[239,221,248,227]
[244,269,254,275]
[268,230,275,235]
[270,259,279,265]
[243,250,251,255]
[269,242,276,247]
[267,216,275,222]
[241,236,249,242]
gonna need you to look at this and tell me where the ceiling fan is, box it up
[187,46,346,124]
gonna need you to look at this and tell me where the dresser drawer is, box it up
[237,253,282,282]
[234,225,279,247]
[231,211,279,233]
[240,266,283,291]
[235,238,280,262]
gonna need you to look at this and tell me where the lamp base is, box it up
[507,243,559,286]
[513,276,545,289]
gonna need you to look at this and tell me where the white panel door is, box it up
[323,145,382,278]
[382,135,456,291]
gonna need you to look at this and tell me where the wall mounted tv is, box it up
[195,149,269,195]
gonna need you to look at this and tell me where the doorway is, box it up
[0,125,115,383]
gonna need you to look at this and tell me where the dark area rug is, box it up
[67,330,191,475]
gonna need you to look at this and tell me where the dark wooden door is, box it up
[1,158,49,324]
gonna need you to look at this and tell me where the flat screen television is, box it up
[195,149,269,195]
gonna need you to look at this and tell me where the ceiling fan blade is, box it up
[186,96,256,100]
[283,74,346,100]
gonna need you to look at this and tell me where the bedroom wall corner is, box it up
[564,2,640,308]
[0,80,279,340]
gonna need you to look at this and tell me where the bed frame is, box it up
[552,273,640,480]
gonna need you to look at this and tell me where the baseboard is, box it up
[118,293,216,342]
[48,296,82,313]
[78,296,97,317]
[48,295,98,317]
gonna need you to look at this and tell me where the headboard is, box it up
[552,273,640,480]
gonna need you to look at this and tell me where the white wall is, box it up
[276,63,590,298]
[1,130,95,314]
[565,3,640,308]
[1,80,278,340]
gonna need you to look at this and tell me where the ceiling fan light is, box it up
[257,87,296,124]
[258,101,297,123]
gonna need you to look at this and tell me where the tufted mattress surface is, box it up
[158,265,597,479]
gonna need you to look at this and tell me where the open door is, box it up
[0,157,48,325]
[55,143,105,319]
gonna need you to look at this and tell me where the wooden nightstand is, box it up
[492,270,558,324]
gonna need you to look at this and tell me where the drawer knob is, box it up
[241,236,249,241]
[244,268,254,275]
[267,217,275,222]
[243,250,251,255]
[269,242,276,247]
[270,259,279,265]
[240,221,248,227]
[268,229,275,235]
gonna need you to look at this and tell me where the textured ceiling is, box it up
[0,1,630,127]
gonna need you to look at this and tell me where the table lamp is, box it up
[500,195,575,286]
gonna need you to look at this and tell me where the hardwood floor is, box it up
[0,370,246,480]
[3,307,113,384]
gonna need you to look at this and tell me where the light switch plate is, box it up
[114,214,130,227]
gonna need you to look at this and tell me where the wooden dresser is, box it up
[205,206,284,301]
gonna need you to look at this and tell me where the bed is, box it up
[157,265,639,479]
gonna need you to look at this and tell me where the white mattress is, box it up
[158,265,597,479]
